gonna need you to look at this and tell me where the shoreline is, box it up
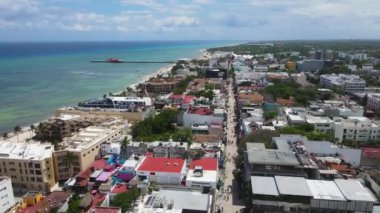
[1,50,211,138]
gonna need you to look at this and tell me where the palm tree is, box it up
[62,152,77,179]
[120,137,130,156]
[30,124,35,138]
[14,125,22,142]
[2,132,8,140]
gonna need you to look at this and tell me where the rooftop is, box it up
[186,169,218,185]
[158,188,210,211]
[93,207,121,213]
[136,157,185,173]
[187,107,214,115]
[306,179,346,201]
[190,158,218,170]
[62,125,123,152]
[246,149,299,166]
[0,141,53,160]
[275,176,313,197]
[251,176,279,196]
[305,116,333,124]
[361,146,380,158]
[334,179,377,202]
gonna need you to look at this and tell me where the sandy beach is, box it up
[129,63,175,91]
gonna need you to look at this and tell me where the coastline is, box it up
[1,49,211,140]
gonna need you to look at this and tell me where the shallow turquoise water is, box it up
[0,41,236,133]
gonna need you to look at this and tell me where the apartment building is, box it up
[320,74,366,93]
[0,141,55,193]
[53,123,124,181]
[143,77,182,93]
[305,116,334,133]
[334,116,380,143]
[0,177,15,213]
[367,93,380,112]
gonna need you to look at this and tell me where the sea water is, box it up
[0,41,237,133]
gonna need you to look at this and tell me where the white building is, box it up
[362,63,374,72]
[186,158,218,188]
[0,177,15,213]
[183,107,224,128]
[333,116,380,143]
[305,116,333,133]
[367,93,380,112]
[320,74,366,93]
[101,142,121,155]
[135,157,186,185]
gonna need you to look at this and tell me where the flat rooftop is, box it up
[334,179,377,202]
[186,170,217,184]
[275,176,313,197]
[0,141,53,160]
[63,125,122,152]
[136,157,185,173]
[159,188,210,211]
[251,176,279,196]
[247,149,299,166]
[306,180,346,201]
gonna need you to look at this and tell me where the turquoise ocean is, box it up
[0,41,237,133]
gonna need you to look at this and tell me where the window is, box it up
[35,170,41,175]
[30,177,35,182]
[19,163,21,167]
[9,162,14,165]
[36,177,42,182]
[10,168,16,172]
[34,164,41,169]
[150,172,156,175]
[29,170,34,174]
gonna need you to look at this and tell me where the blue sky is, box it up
[1,0,380,41]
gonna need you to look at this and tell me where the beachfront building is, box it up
[53,123,125,182]
[0,141,56,193]
[333,116,380,143]
[320,74,366,93]
[0,176,16,213]
[82,96,152,110]
[143,77,182,93]
[182,107,224,128]
[135,157,186,185]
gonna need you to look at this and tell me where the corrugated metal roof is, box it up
[275,176,313,197]
[251,176,279,196]
[306,179,346,201]
[334,179,377,202]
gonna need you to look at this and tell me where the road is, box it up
[215,79,245,213]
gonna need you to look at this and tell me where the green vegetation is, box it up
[280,123,336,141]
[132,109,192,142]
[111,188,140,213]
[263,110,278,121]
[209,40,380,58]
[265,79,317,106]
[67,194,82,213]
[173,76,194,95]
[188,89,214,100]
[242,129,280,148]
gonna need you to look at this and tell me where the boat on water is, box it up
[106,58,123,63]
[91,58,125,63]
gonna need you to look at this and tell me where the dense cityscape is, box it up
[1,40,380,213]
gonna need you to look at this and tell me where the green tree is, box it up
[2,132,8,140]
[111,188,140,212]
[14,125,22,142]
[63,152,78,179]
[121,136,130,155]
[263,110,277,121]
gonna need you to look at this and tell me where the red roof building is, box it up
[136,157,186,185]
[187,107,214,115]
[190,158,218,170]
[361,146,380,168]
[93,207,121,213]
